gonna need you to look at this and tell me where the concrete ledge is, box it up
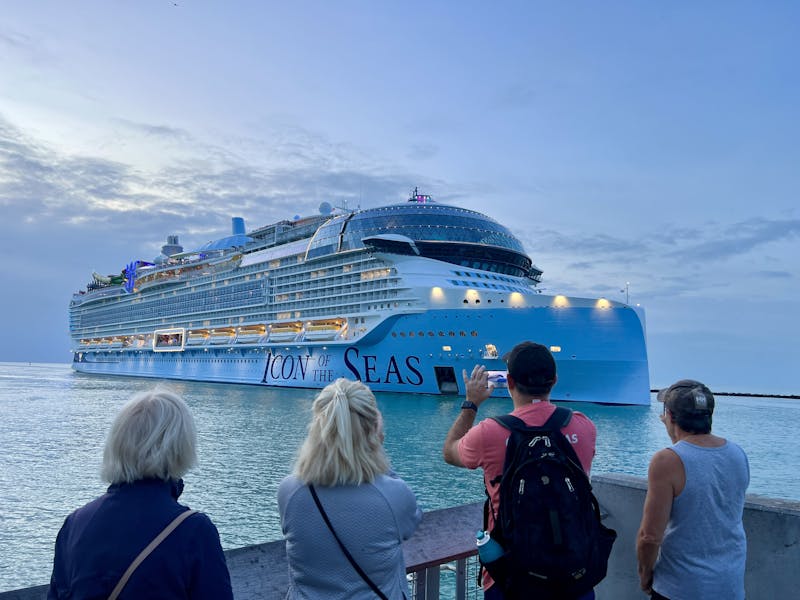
[4,474,799,599]
[592,473,800,599]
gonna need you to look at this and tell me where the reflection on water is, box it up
[1,363,798,591]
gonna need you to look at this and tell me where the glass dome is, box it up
[306,201,539,279]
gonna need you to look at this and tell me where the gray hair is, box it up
[101,388,198,484]
[294,378,389,486]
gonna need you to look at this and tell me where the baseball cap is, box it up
[503,341,556,389]
[657,379,715,416]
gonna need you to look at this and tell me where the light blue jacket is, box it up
[278,472,422,599]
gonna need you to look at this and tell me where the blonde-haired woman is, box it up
[278,378,422,599]
[48,388,233,599]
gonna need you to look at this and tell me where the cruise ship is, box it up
[69,192,650,405]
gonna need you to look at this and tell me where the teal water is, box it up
[1,362,798,591]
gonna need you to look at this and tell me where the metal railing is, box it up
[408,554,482,600]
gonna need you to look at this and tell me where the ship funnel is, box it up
[161,235,183,257]
[232,217,245,235]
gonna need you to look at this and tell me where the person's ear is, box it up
[506,373,516,390]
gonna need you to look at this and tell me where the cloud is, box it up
[405,142,439,161]
[0,113,431,258]
[755,270,791,279]
[663,217,800,261]
[0,28,49,64]
[112,118,194,143]
[492,82,538,111]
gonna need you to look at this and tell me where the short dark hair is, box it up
[504,341,556,396]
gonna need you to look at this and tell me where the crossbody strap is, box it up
[308,484,389,600]
[107,509,198,600]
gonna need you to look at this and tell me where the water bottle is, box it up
[476,530,504,564]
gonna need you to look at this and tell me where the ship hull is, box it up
[72,305,649,405]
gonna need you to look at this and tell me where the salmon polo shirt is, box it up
[457,401,597,590]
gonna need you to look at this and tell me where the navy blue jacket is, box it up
[48,478,233,600]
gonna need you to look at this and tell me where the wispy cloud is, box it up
[492,82,538,111]
[112,118,194,143]
[0,114,429,256]
[663,218,800,261]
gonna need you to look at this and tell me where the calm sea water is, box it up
[1,362,798,592]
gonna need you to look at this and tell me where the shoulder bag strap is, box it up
[308,484,389,600]
[107,509,198,600]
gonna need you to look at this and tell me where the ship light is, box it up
[550,345,562,353]
[442,345,452,352]
[553,295,569,308]
[431,287,445,302]
[510,292,525,307]
[596,298,610,309]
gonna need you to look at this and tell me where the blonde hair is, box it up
[294,378,389,486]
[101,388,198,484]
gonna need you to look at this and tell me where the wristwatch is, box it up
[461,400,478,412]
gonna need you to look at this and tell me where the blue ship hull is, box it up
[73,305,649,405]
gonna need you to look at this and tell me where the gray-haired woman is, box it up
[278,378,422,599]
[48,388,233,599]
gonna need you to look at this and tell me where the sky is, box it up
[0,1,797,395]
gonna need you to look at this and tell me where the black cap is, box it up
[657,379,715,416]
[503,341,556,390]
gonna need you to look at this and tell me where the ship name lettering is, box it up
[343,347,423,386]
[313,369,334,382]
[265,353,311,381]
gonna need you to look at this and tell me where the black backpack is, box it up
[482,407,617,600]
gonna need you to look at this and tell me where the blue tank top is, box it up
[653,439,749,600]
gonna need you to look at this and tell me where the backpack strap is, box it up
[542,406,573,431]
[493,406,586,475]
[490,407,572,432]
[490,413,526,431]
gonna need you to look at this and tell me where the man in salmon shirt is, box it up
[442,341,597,599]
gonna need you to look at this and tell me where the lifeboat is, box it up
[186,330,210,346]
[303,319,346,341]
[208,327,236,345]
[236,325,267,344]
[267,323,303,342]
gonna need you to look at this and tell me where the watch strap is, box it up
[461,400,478,412]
